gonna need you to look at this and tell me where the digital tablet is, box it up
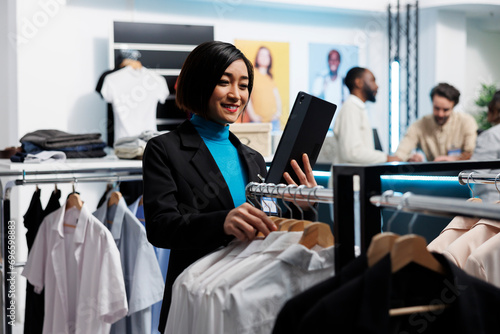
[265,91,337,185]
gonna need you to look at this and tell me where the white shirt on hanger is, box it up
[198,232,286,288]
[427,215,479,253]
[441,218,500,268]
[193,231,303,334]
[464,231,500,288]
[223,244,335,334]
[22,203,128,334]
[93,197,165,334]
[165,239,250,334]
[101,66,169,141]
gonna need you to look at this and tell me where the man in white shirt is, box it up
[330,67,399,249]
[333,67,399,164]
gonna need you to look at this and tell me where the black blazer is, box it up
[296,254,500,333]
[142,120,267,332]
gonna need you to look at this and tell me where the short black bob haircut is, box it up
[430,83,460,106]
[344,66,367,93]
[176,41,254,118]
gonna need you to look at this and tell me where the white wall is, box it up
[465,18,500,114]
[15,1,134,141]
[0,0,18,148]
[435,10,467,98]
[418,8,468,117]
[418,7,500,120]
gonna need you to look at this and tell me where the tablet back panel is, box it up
[265,92,337,185]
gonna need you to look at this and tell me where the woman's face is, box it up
[256,48,271,69]
[207,59,250,125]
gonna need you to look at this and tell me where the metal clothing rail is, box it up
[371,190,500,221]
[245,182,333,204]
[0,167,142,334]
[5,173,143,200]
[458,171,500,185]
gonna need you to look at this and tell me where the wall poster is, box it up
[234,40,290,132]
[309,43,359,128]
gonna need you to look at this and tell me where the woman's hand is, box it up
[283,153,318,210]
[224,202,277,241]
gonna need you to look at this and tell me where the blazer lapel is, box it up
[178,121,235,209]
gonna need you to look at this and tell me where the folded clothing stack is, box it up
[15,129,107,161]
[114,130,166,159]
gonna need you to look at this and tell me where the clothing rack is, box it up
[370,190,500,221]
[3,161,500,333]
[0,166,142,334]
[457,171,500,185]
[245,182,333,205]
[332,159,500,273]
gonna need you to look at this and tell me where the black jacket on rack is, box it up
[23,189,61,334]
[289,253,500,333]
[273,254,368,334]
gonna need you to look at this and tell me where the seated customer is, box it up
[471,90,500,203]
[395,83,477,162]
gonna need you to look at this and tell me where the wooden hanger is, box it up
[389,304,448,317]
[366,232,400,267]
[256,216,285,238]
[391,234,445,275]
[389,234,448,316]
[467,197,482,203]
[278,219,298,231]
[270,216,283,223]
[66,192,83,211]
[298,222,334,249]
[288,220,314,232]
[108,191,123,207]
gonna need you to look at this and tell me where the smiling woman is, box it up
[141,40,318,333]
[208,59,250,125]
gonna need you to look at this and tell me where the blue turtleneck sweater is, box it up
[190,115,248,207]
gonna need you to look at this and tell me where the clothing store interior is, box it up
[2,0,500,333]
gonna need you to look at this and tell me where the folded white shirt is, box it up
[24,150,66,163]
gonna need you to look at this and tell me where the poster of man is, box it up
[309,43,358,127]
[234,40,289,132]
